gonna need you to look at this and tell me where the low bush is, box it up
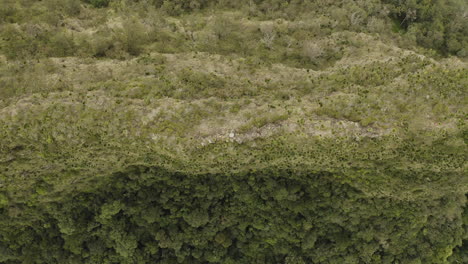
[84,0,111,8]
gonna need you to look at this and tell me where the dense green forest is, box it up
[0,0,467,263]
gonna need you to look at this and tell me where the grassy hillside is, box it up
[0,0,467,263]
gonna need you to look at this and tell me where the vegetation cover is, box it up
[0,0,467,263]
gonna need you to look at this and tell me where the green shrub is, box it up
[0,24,44,59]
[84,0,110,8]
[159,0,212,15]
[384,0,468,56]
[46,0,82,16]
[0,0,23,23]
[46,30,76,57]
[117,18,149,56]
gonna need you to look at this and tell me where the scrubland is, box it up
[0,0,467,263]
